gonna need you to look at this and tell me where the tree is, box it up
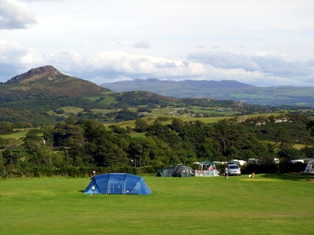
[137,107,152,113]
[115,108,138,121]
[109,125,128,135]
[78,119,129,167]
[92,141,128,167]
[306,120,314,137]
[274,127,294,150]
[170,118,185,132]
[0,121,13,134]
[146,120,181,146]
[2,147,26,172]
[278,148,301,162]
[128,139,144,167]
[53,121,86,163]
[53,122,85,148]
[16,121,33,128]
[199,138,221,161]
[65,116,76,125]
[0,137,9,149]
[23,130,54,167]
[212,119,241,158]
[56,109,65,114]
[173,141,197,165]
[134,118,149,132]
[41,124,55,147]
[300,147,314,158]
[2,149,18,166]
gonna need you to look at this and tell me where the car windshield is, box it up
[229,166,239,169]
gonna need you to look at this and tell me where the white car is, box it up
[291,159,304,164]
[228,164,241,176]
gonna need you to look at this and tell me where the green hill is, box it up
[0,66,269,125]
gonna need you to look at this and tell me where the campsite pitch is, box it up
[0,174,313,235]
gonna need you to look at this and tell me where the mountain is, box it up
[4,65,109,97]
[101,79,314,107]
[0,65,111,125]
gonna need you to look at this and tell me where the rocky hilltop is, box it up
[7,65,62,84]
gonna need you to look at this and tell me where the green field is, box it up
[47,107,84,117]
[0,130,29,139]
[1,174,313,234]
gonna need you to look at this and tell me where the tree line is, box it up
[0,114,313,177]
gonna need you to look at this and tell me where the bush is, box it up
[56,109,65,114]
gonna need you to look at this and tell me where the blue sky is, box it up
[1,0,314,86]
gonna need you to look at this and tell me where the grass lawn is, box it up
[1,174,314,235]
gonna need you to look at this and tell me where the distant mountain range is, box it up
[102,78,254,90]
[101,79,314,107]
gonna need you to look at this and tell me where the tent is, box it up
[156,164,194,177]
[303,160,314,174]
[84,173,152,195]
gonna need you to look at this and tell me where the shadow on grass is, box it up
[261,173,314,182]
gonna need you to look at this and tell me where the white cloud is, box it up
[0,38,43,80]
[0,38,45,65]
[52,51,206,82]
[1,37,314,87]
[188,50,314,86]
[131,41,153,49]
[188,51,258,71]
[0,0,36,30]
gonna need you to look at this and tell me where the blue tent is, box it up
[84,173,152,195]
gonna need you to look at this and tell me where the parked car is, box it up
[227,164,241,176]
[291,159,304,164]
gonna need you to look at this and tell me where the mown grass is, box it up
[1,174,313,235]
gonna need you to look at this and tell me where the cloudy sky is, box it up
[1,0,314,86]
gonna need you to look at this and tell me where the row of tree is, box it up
[1,115,313,177]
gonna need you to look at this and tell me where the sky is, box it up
[1,0,314,87]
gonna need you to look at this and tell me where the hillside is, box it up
[0,66,269,126]
[101,79,314,107]
[0,66,112,125]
